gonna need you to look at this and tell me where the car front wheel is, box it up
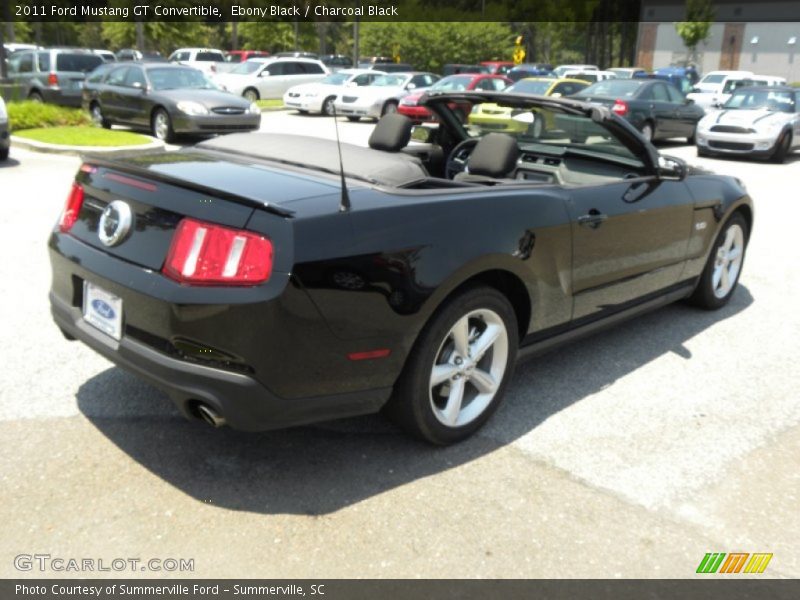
[771,132,791,164]
[90,103,110,129]
[243,88,259,103]
[640,121,654,143]
[322,96,336,116]
[688,213,748,310]
[385,286,518,445]
[151,108,175,143]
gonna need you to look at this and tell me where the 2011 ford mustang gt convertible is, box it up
[48,91,753,445]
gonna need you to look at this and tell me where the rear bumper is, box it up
[397,105,432,122]
[42,87,83,107]
[51,291,391,431]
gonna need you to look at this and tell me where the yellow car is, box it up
[468,78,590,134]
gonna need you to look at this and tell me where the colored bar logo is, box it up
[696,553,772,574]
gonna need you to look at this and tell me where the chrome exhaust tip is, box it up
[196,403,226,428]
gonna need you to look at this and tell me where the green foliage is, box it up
[360,22,514,72]
[675,0,714,54]
[100,22,215,55]
[237,22,318,53]
[6,101,91,132]
[14,127,150,146]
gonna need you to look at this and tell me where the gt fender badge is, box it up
[98,200,133,247]
[695,221,708,231]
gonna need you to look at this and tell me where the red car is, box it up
[225,50,270,63]
[481,61,515,76]
[398,74,511,122]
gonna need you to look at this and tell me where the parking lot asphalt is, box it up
[1,112,798,578]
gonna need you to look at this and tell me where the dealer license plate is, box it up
[83,282,123,340]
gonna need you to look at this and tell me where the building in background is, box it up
[637,0,800,82]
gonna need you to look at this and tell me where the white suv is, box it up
[168,48,227,74]
[213,58,329,101]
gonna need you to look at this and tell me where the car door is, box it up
[256,62,284,98]
[297,61,326,86]
[666,83,699,137]
[102,66,129,120]
[11,52,35,95]
[121,66,149,125]
[648,82,678,138]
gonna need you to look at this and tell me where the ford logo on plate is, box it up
[91,299,116,320]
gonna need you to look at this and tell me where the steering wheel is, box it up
[445,138,480,179]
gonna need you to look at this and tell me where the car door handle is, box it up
[577,210,608,228]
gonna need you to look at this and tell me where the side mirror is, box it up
[406,83,416,90]
[259,71,270,77]
[132,81,145,90]
[657,155,686,181]
[410,125,435,143]
[550,92,562,98]
[346,81,358,87]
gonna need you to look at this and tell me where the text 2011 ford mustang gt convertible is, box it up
[48,91,753,444]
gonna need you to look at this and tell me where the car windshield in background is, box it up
[196,52,225,62]
[148,68,217,91]
[372,75,408,87]
[430,75,477,92]
[56,54,103,72]
[321,72,351,85]
[507,79,554,94]
[466,101,641,164]
[723,90,795,113]
[231,61,264,75]
[575,79,645,98]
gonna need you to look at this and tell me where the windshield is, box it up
[231,61,264,75]
[320,72,351,85]
[430,75,476,92]
[465,100,641,164]
[507,80,553,95]
[723,89,795,112]
[574,79,644,98]
[701,74,726,84]
[371,74,408,87]
[148,68,218,91]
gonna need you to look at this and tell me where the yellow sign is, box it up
[513,47,526,65]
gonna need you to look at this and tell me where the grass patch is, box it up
[256,98,285,109]
[14,127,152,147]
[7,101,91,132]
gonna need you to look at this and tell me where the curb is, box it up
[10,135,165,157]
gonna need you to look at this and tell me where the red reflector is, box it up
[164,218,273,286]
[59,183,84,232]
[347,349,392,361]
[104,172,158,192]
[47,72,59,86]
[611,99,628,116]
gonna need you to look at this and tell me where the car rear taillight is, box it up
[611,99,628,116]
[164,218,273,286]
[47,72,59,86]
[59,182,84,232]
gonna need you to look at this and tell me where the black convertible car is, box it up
[49,91,752,444]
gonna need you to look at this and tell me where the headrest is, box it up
[467,133,520,178]
[369,113,413,152]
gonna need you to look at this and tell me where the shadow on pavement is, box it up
[77,285,753,515]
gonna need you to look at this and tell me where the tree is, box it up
[675,0,715,66]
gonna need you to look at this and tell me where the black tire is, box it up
[382,100,398,116]
[0,147,8,161]
[697,147,710,157]
[688,212,749,310]
[321,96,336,116]
[90,102,111,129]
[243,88,260,103]
[640,121,654,143]
[770,131,791,164]
[151,108,175,143]
[346,116,360,122]
[28,91,44,103]
[384,286,519,445]
[687,126,697,145]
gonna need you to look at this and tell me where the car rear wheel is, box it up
[28,91,43,103]
[640,122,654,143]
[90,102,110,129]
[688,213,748,310]
[243,88,259,103]
[151,108,175,143]
[322,96,336,116]
[0,147,8,161]
[385,286,518,445]
[771,132,791,164]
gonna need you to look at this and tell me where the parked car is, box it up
[607,67,647,79]
[91,49,117,63]
[320,54,354,71]
[82,63,261,143]
[0,95,9,161]
[116,49,142,62]
[508,63,555,81]
[398,73,511,123]
[358,56,394,68]
[48,91,753,444]
[572,78,704,142]
[696,85,799,163]
[552,64,597,78]
[225,50,269,63]
[6,48,104,106]
[693,70,753,94]
[274,51,318,59]
[468,78,590,134]
[3,43,39,55]
[168,48,227,74]
[688,74,786,110]
[654,65,700,86]
[214,57,329,101]
[648,72,695,95]
[283,69,386,115]
[480,61,514,75]
[441,64,489,76]
[332,71,440,121]
[562,70,617,83]
[368,62,414,73]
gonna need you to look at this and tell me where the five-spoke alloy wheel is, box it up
[689,212,749,309]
